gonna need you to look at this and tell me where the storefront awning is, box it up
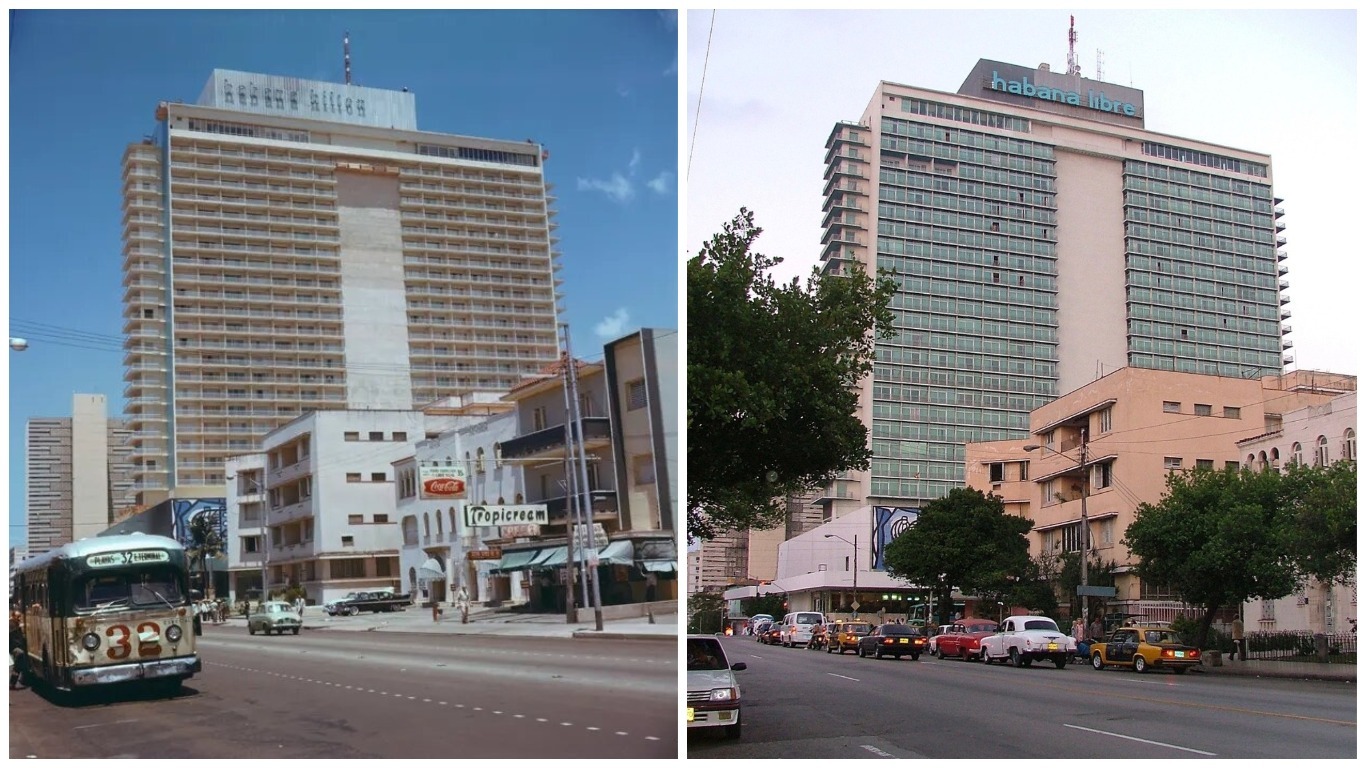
[641,560,676,573]
[535,546,569,568]
[490,549,541,574]
[597,540,635,566]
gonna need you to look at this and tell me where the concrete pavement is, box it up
[1192,653,1356,683]
[218,603,677,641]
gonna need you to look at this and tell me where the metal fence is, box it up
[1244,630,1357,663]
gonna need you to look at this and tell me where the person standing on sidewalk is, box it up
[455,585,471,624]
[1232,616,1245,661]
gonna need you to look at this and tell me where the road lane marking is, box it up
[1063,723,1217,756]
[74,719,139,731]
[827,673,860,682]
[861,744,896,758]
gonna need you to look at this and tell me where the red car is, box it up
[933,619,999,661]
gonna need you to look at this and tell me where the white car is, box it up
[979,615,1077,668]
[686,635,745,739]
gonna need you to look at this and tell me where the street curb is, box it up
[572,631,676,641]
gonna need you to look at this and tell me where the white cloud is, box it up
[594,307,631,340]
[629,148,642,174]
[577,173,635,204]
[647,171,674,195]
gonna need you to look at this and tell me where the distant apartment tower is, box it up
[819,60,1289,516]
[25,395,137,555]
[122,69,562,500]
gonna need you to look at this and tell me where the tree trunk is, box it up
[1196,604,1220,649]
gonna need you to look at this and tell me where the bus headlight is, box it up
[166,625,183,643]
[82,632,101,651]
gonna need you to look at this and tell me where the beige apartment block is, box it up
[25,395,137,555]
[965,367,1353,618]
[122,70,562,500]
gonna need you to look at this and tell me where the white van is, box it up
[780,611,826,648]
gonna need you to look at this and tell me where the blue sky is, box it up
[4,9,680,548]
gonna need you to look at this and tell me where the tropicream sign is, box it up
[989,70,1138,117]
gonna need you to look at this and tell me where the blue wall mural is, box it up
[172,498,227,548]
[871,506,920,571]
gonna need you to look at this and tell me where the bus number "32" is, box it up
[104,623,164,660]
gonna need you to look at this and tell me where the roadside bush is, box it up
[1170,616,1234,653]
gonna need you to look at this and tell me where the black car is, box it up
[857,623,928,660]
[752,619,774,641]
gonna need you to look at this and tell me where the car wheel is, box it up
[1134,655,1147,673]
[1054,656,1067,669]
[857,645,865,658]
[723,717,742,740]
[248,624,256,635]
[1010,648,1023,667]
[911,653,920,661]
[292,628,300,635]
[874,647,883,659]
[826,644,832,654]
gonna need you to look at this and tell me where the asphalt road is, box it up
[9,624,677,759]
[688,636,1356,759]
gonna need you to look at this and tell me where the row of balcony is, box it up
[171,191,334,212]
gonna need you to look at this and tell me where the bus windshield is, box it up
[73,568,185,612]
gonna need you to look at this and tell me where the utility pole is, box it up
[560,354,582,624]
[1079,427,1090,625]
[563,324,604,631]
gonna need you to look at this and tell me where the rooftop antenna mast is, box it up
[344,31,352,85]
[1096,48,1105,81]
[1066,15,1081,77]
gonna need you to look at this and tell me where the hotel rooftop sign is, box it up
[958,59,1144,128]
[197,69,418,131]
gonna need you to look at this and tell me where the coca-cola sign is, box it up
[419,466,467,499]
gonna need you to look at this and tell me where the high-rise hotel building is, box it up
[122,71,562,500]
[818,59,1288,516]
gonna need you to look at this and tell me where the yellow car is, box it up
[825,621,873,654]
[1090,626,1202,674]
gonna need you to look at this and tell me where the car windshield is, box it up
[266,603,292,614]
[687,639,728,671]
[1145,630,1185,645]
[1022,619,1060,632]
[796,615,821,624]
[963,623,996,633]
[846,624,871,634]
[880,624,918,636]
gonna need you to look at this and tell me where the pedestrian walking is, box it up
[455,585,471,624]
[1088,616,1104,642]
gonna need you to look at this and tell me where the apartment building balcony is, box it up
[500,417,612,460]
[268,457,313,487]
[542,489,619,525]
[823,160,868,183]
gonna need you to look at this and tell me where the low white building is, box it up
[1237,391,1356,635]
[224,408,462,605]
[394,398,527,608]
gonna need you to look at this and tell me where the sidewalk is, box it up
[218,604,676,641]
[1191,654,1355,683]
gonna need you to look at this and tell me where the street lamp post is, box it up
[823,534,858,619]
[1025,428,1090,624]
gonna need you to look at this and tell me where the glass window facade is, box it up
[1122,160,1283,377]
[864,114,1060,500]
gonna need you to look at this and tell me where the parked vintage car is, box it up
[980,615,1076,668]
[752,619,775,641]
[248,600,303,636]
[825,621,873,654]
[857,624,927,660]
[934,619,999,661]
[686,634,745,739]
[324,590,411,616]
[926,624,955,656]
[1090,626,1201,674]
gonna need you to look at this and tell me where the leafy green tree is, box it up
[687,209,896,542]
[742,594,787,620]
[1280,460,1356,584]
[1124,466,1298,647]
[687,591,725,634]
[882,487,1033,626]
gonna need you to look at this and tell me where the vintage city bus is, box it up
[12,533,201,695]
